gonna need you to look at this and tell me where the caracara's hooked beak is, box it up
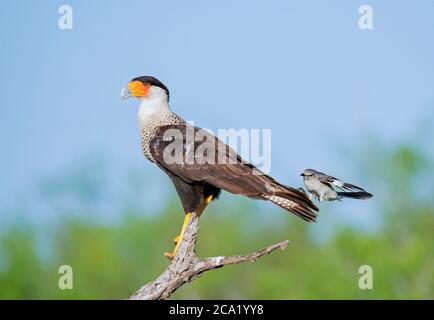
[120,87,131,100]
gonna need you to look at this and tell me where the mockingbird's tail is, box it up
[337,191,373,200]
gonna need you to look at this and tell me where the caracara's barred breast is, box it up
[139,111,186,162]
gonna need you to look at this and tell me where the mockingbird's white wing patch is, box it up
[332,179,345,187]
[318,174,365,192]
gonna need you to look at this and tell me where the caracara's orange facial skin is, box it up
[128,80,151,97]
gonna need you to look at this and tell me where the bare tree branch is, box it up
[127,212,290,300]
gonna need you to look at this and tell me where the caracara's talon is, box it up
[163,213,192,261]
[165,235,181,260]
[164,252,175,260]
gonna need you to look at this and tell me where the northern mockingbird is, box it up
[300,169,373,202]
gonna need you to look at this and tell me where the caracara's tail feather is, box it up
[262,186,319,222]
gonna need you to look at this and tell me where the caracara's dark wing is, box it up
[150,124,319,221]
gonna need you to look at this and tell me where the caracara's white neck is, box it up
[137,86,171,122]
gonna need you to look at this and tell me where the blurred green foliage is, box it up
[0,142,433,299]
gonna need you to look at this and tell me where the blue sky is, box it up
[1,1,433,228]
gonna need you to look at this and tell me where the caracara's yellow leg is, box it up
[164,213,191,259]
[164,195,213,260]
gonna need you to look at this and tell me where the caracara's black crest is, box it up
[132,76,170,100]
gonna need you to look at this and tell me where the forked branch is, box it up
[127,212,289,300]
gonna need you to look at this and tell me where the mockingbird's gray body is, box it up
[300,169,373,202]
